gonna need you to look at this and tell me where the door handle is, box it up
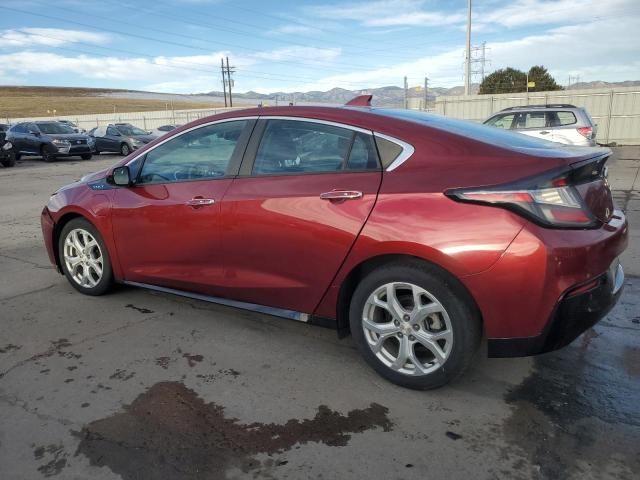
[319,190,363,201]
[186,197,215,207]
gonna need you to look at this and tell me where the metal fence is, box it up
[433,86,640,145]
[6,107,244,131]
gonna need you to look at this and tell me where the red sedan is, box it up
[41,98,628,389]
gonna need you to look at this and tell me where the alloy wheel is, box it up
[362,282,453,376]
[63,228,104,288]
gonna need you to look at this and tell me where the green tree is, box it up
[479,66,563,94]
[479,67,527,94]
[526,65,562,92]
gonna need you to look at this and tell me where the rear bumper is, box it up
[488,261,624,357]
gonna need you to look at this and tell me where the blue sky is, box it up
[0,0,638,93]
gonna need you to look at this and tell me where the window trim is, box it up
[374,132,415,171]
[129,118,257,186]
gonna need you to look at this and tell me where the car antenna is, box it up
[345,95,372,107]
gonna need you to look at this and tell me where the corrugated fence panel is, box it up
[434,86,640,145]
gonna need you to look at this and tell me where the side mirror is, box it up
[110,166,131,186]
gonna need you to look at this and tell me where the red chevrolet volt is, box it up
[41,99,628,389]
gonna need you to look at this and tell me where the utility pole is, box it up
[464,0,472,96]
[221,58,227,107]
[423,76,429,111]
[404,76,408,109]
[480,41,486,81]
[226,56,235,108]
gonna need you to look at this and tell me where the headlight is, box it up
[2,142,12,150]
[52,139,70,147]
[130,138,142,145]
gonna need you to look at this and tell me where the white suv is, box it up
[483,104,597,146]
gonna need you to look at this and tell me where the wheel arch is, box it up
[52,212,85,271]
[334,254,483,337]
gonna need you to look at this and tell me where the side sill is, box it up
[122,281,313,323]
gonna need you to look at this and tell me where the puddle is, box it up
[75,381,392,479]
[504,325,640,479]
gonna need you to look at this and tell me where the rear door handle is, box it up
[319,190,363,201]
[186,197,215,207]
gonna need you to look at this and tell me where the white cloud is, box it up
[480,0,636,28]
[269,24,320,35]
[307,0,465,27]
[0,28,110,47]
[252,46,341,63]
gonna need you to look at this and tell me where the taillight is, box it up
[446,172,599,228]
[577,126,593,138]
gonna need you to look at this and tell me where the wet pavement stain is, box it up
[109,369,136,381]
[0,343,22,353]
[504,325,640,479]
[125,304,154,314]
[182,353,204,367]
[33,444,68,477]
[74,381,392,480]
[155,356,171,369]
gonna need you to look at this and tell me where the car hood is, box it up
[47,134,90,142]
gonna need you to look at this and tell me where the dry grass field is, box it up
[0,86,223,119]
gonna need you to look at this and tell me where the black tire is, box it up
[81,154,92,160]
[14,152,21,161]
[58,217,113,296]
[120,143,131,156]
[349,261,481,390]
[41,145,55,163]
[1,151,16,167]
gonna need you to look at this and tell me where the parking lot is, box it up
[1,149,639,479]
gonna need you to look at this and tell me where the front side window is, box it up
[36,123,74,134]
[138,120,247,184]
[252,120,377,175]
[486,113,515,129]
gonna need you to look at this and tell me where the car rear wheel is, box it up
[58,218,113,296]
[349,262,481,390]
[41,146,55,163]
[81,154,92,160]
[120,143,130,156]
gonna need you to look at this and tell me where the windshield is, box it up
[36,123,75,134]
[116,125,147,136]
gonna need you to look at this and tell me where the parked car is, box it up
[88,123,156,156]
[7,121,94,162]
[0,124,16,167]
[41,98,627,390]
[58,120,86,134]
[151,124,181,138]
[483,104,597,146]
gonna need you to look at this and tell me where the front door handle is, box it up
[186,197,215,207]
[319,190,363,201]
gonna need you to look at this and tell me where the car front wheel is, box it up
[1,151,16,167]
[58,218,113,296]
[41,146,55,163]
[349,262,481,390]
[120,143,131,156]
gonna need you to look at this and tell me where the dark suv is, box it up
[7,121,95,162]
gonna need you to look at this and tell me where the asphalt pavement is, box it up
[0,149,638,480]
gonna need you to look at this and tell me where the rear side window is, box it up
[486,113,515,129]
[549,111,577,126]
[253,120,378,175]
[517,112,547,129]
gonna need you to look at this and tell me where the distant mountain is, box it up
[200,80,638,106]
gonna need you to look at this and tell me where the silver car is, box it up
[483,104,597,146]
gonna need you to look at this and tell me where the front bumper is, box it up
[488,261,624,357]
